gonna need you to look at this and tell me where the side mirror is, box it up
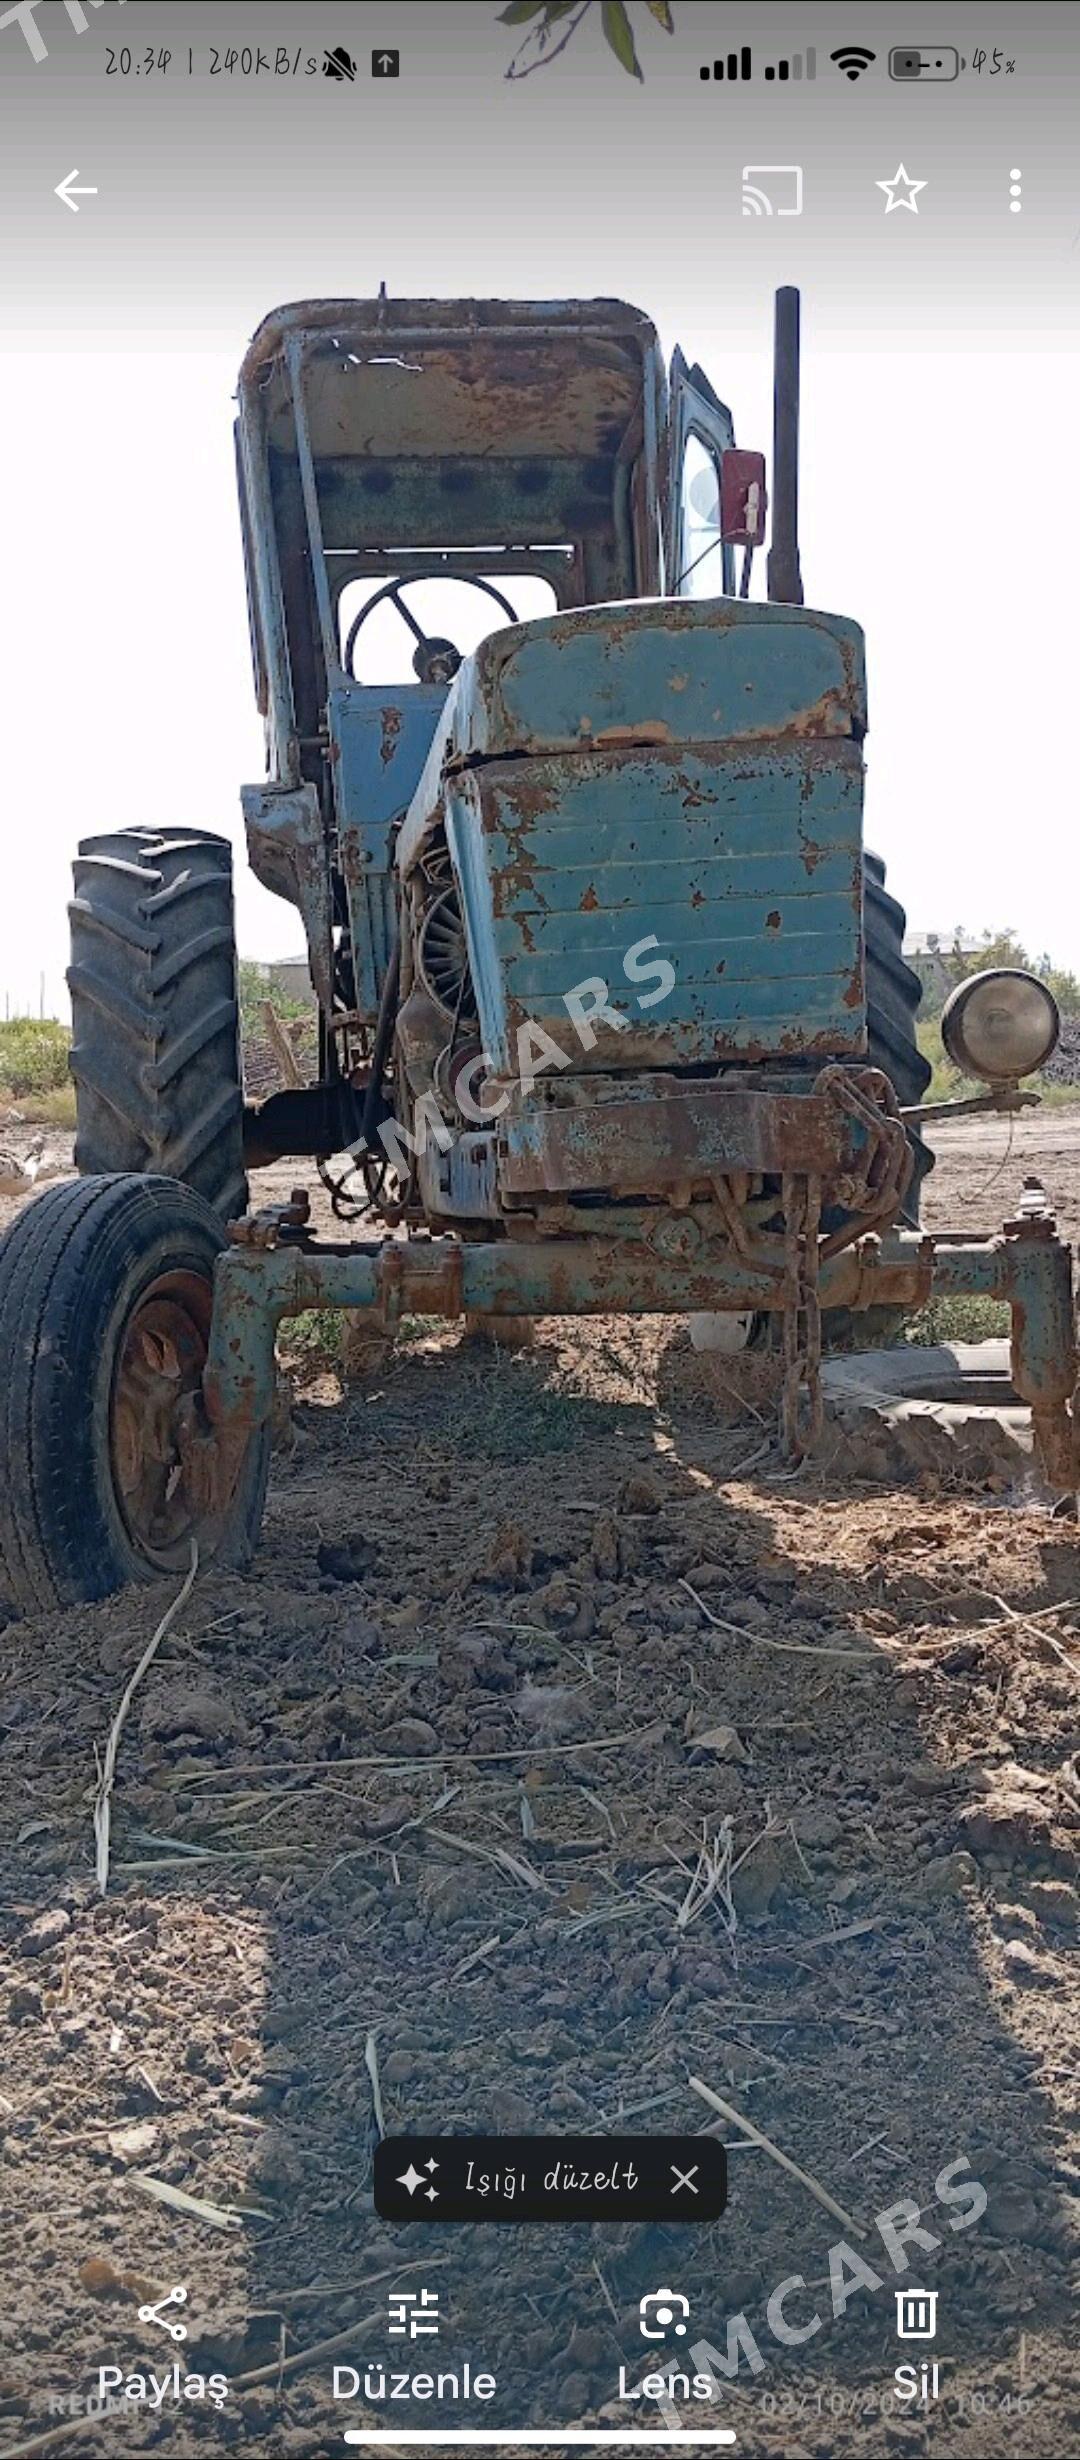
[720,449,767,546]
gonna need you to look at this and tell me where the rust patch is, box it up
[766,910,782,931]
[592,722,672,748]
[579,884,600,912]
[786,691,850,738]
[379,704,402,768]
[497,1083,854,1199]
[710,689,853,745]
[494,771,563,821]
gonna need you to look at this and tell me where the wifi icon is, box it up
[831,44,876,80]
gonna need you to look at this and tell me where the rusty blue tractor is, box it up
[1,289,1074,1609]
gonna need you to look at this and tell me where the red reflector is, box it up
[721,448,768,545]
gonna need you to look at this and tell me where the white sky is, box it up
[1,331,1073,1018]
[0,0,1076,1014]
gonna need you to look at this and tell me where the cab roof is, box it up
[239,295,661,464]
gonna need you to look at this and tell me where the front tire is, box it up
[68,828,247,1223]
[0,1176,269,1616]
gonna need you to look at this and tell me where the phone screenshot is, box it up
[1,3,1077,2454]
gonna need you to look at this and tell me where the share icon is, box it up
[137,2285,188,2343]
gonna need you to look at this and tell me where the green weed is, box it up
[0,1018,71,1098]
[277,1309,342,1365]
[905,1295,1011,1347]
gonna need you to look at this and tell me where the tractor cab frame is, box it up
[235,296,756,1164]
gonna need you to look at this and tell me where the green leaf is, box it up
[645,0,675,27]
[602,0,643,76]
[497,2,545,23]
[543,1,580,15]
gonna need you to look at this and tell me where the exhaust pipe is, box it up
[766,285,804,606]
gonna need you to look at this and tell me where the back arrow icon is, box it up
[56,170,98,213]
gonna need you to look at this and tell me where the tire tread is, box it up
[68,830,247,1219]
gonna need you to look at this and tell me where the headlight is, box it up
[940,968,1060,1085]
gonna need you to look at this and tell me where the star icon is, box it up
[396,2163,427,2198]
[876,163,927,214]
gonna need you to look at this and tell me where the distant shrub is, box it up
[0,1018,71,1098]
[238,960,313,1028]
[916,1015,964,1105]
[906,1295,1011,1347]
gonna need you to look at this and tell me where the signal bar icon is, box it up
[700,48,752,82]
[764,48,816,82]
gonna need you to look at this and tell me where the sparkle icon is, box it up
[396,2157,439,2201]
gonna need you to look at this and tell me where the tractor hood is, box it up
[399,596,867,870]
[399,594,869,1078]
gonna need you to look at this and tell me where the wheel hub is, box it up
[110,1271,213,1566]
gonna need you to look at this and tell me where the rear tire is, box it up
[69,828,247,1223]
[864,850,932,1223]
[821,852,933,1348]
[0,1176,269,1616]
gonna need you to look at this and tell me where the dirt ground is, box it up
[0,1110,1078,2458]
[919,1106,1080,1251]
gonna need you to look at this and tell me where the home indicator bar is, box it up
[343,2436,738,2448]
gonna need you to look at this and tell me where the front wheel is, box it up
[0,1176,269,1616]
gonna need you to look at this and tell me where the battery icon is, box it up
[889,46,960,80]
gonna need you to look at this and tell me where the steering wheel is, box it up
[343,575,522,685]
